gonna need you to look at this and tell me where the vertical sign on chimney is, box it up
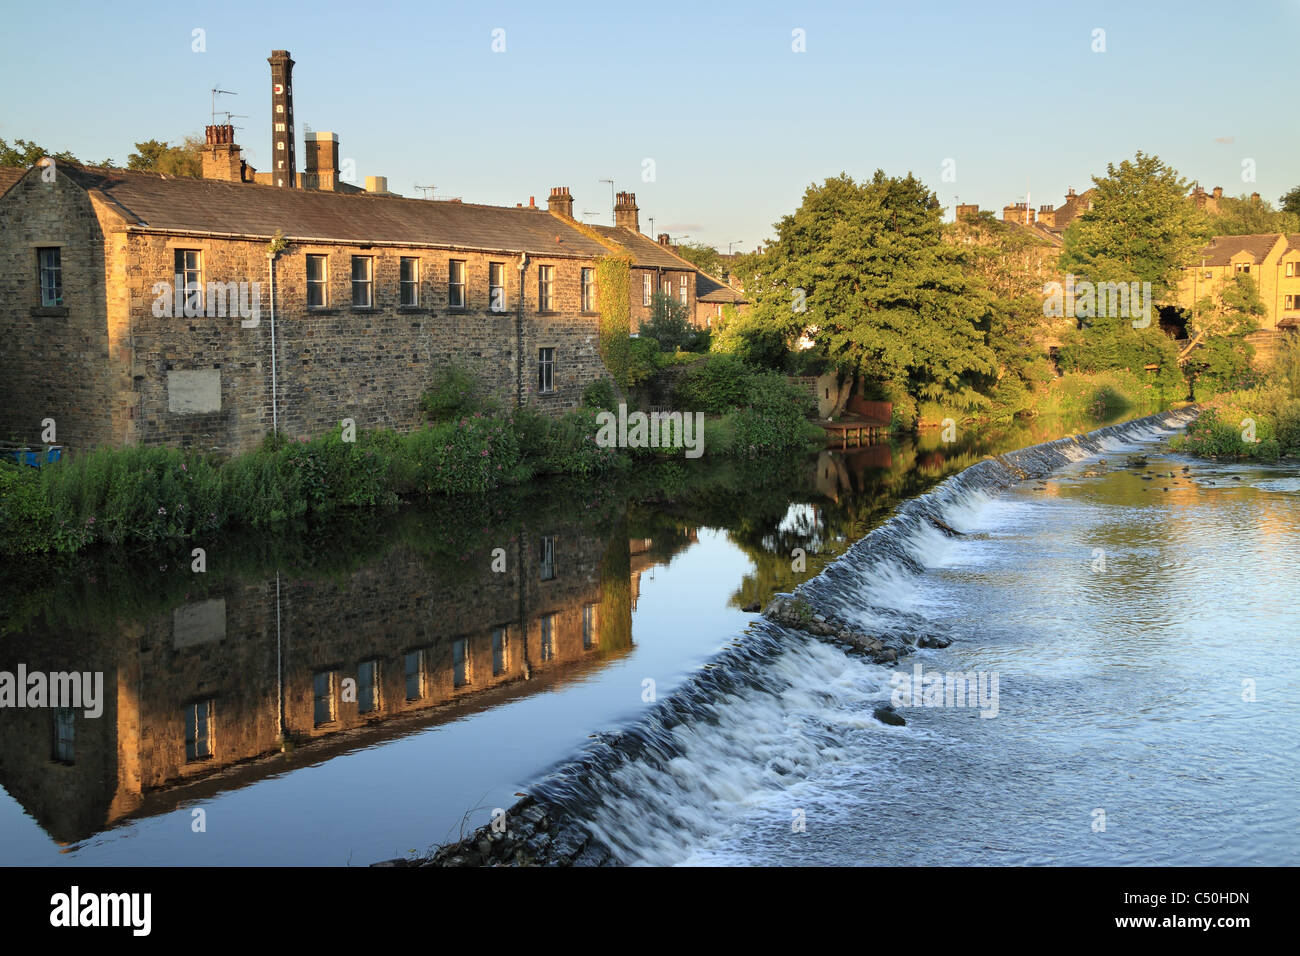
[268,50,296,188]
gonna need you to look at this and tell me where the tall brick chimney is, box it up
[547,186,574,218]
[615,191,640,232]
[268,50,297,188]
[303,131,340,191]
[201,124,245,182]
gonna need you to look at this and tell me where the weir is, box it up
[416,407,1201,867]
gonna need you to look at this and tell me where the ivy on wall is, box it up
[595,254,632,388]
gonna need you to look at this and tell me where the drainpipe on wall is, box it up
[267,252,279,434]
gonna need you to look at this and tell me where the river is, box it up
[1,408,1296,866]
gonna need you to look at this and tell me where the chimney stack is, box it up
[364,176,389,195]
[200,124,245,182]
[614,191,640,232]
[547,186,574,218]
[1212,186,1223,199]
[1251,191,1261,203]
[657,233,671,246]
[302,131,340,191]
[268,50,297,188]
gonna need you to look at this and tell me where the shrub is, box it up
[673,353,754,414]
[582,378,618,412]
[625,337,663,387]
[420,364,494,422]
[403,415,520,496]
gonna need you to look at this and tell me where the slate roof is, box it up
[589,225,698,270]
[1195,233,1285,267]
[695,272,747,303]
[47,165,610,258]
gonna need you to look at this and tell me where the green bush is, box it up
[403,414,520,496]
[625,337,663,387]
[420,364,494,422]
[674,354,755,414]
[582,378,619,412]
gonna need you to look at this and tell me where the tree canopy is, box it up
[1060,151,1209,304]
[742,171,996,403]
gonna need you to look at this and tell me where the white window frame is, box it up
[448,259,467,309]
[351,255,374,308]
[399,257,419,307]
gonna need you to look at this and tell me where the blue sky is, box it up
[2,0,1295,250]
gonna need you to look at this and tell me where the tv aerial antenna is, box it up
[210,87,237,126]
[413,184,435,199]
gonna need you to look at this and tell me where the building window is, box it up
[405,650,425,701]
[52,708,75,764]
[539,534,556,581]
[351,256,373,307]
[448,259,466,308]
[679,276,688,305]
[492,627,508,676]
[1203,271,1212,280]
[400,257,419,307]
[306,254,327,307]
[184,700,213,761]
[175,249,202,315]
[313,671,336,726]
[1287,295,1298,310]
[37,248,62,307]
[1235,262,1251,274]
[1288,262,1297,278]
[582,604,597,650]
[538,347,555,394]
[489,262,505,312]
[581,267,595,311]
[357,659,380,714]
[453,638,470,688]
[540,614,555,662]
[663,279,671,299]
[538,265,555,311]
[642,273,652,306]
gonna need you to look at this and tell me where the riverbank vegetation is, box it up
[1170,337,1300,460]
[0,357,820,556]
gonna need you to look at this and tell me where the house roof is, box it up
[1196,233,1285,267]
[43,165,611,258]
[695,272,747,304]
[0,166,24,197]
[588,225,697,270]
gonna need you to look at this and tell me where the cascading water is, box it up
[514,408,1299,866]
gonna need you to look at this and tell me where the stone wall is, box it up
[0,172,616,456]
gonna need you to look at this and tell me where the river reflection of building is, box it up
[814,445,893,503]
[0,521,635,847]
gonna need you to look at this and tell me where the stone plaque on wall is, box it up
[167,369,222,414]
[173,598,227,648]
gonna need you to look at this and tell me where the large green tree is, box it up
[744,171,996,405]
[1060,151,1209,304]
